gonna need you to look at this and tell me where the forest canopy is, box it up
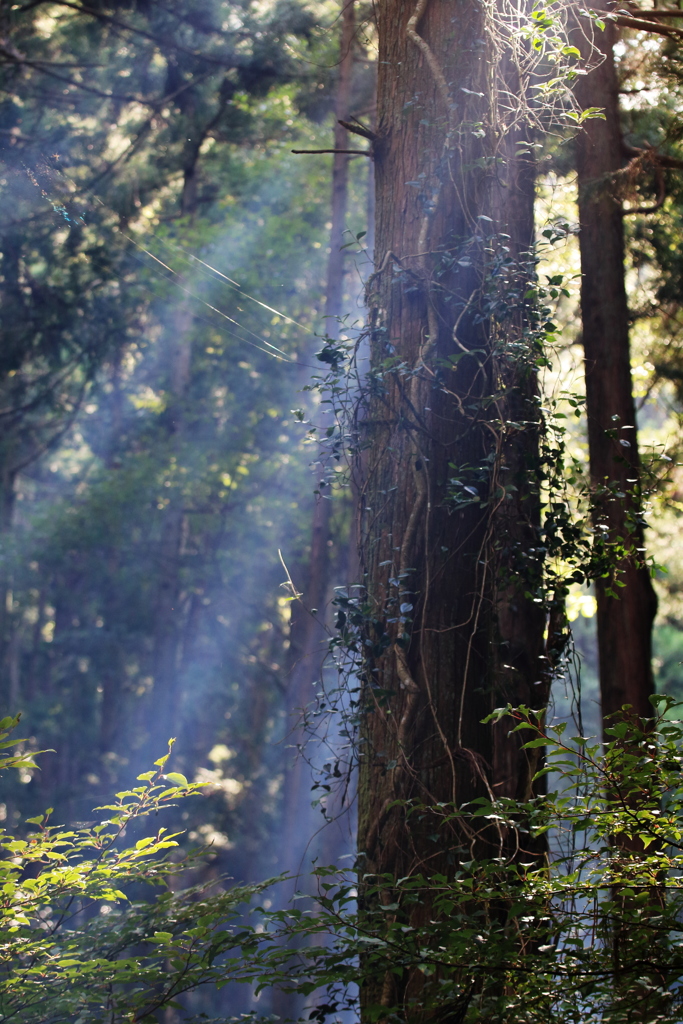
[1,0,683,1021]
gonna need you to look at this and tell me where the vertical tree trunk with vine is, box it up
[575,22,657,726]
[356,0,549,1014]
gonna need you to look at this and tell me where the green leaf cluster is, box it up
[0,718,278,1023]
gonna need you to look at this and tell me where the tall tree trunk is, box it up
[575,21,657,727]
[274,8,356,1017]
[357,0,547,1010]
[280,0,356,880]
[99,360,125,759]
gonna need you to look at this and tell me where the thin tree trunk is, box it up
[99,360,125,758]
[363,156,375,283]
[149,302,193,751]
[280,0,356,879]
[0,455,17,707]
[274,8,356,1017]
[325,0,355,334]
[575,20,657,726]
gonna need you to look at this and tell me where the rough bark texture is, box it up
[575,23,657,726]
[357,0,548,958]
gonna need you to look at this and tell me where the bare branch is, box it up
[338,118,377,141]
[615,13,683,36]
[291,148,372,156]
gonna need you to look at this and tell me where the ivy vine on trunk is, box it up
[352,0,559,1014]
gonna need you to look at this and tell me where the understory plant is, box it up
[261,695,683,1024]
[5,696,683,1024]
[0,716,276,1024]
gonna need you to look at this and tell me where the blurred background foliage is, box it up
[0,0,375,911]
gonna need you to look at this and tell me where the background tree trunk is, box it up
[325,0,356,333]
[280,0,355,885]
[273,5,356,1016]
[148,301,193,752]
[575,21,658,726]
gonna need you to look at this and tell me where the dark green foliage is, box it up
[1,142,335,860]
[0,0,321,482]
[257,697,683,1024]
[0,3,369,1010]
[0,0,351,851]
